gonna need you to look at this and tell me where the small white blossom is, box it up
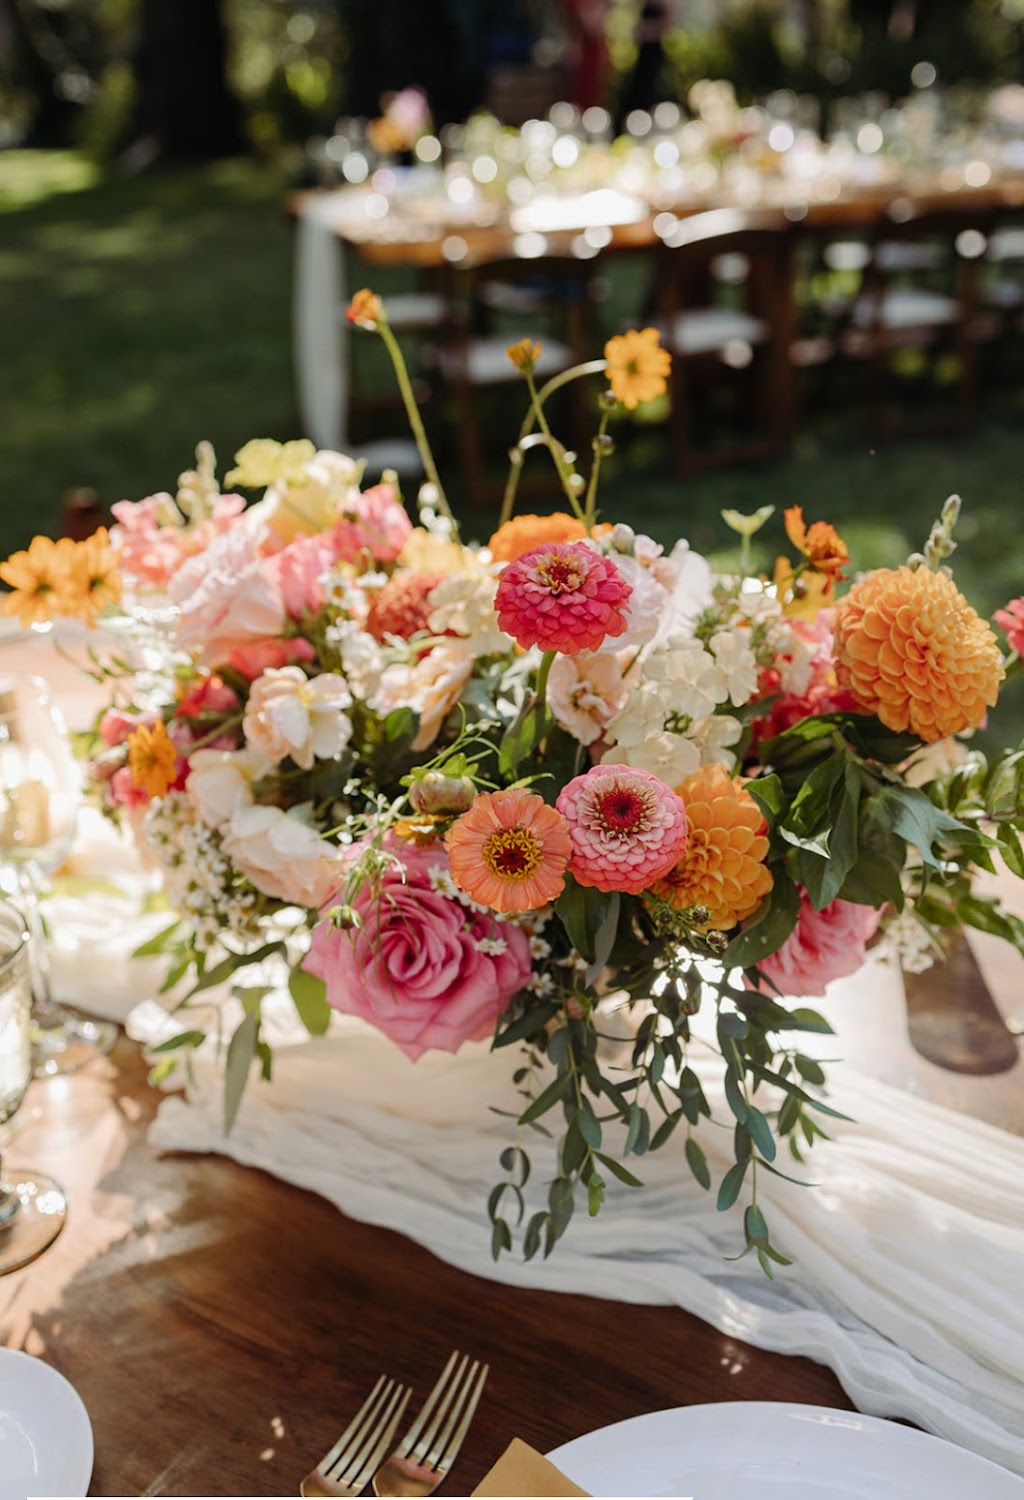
[709,630,759,706]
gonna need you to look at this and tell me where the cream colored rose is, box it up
[373,640,473,751]
[186,748,269,829]
[548,649,636,746]
[221,805,342,910]
[243,666,353,770]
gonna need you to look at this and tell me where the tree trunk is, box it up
[127,0,245,162]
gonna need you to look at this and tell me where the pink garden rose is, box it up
[756,890,882,997]
[303,839,531,1061]
[170,521,286,666]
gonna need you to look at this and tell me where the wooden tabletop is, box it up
[2,635,1022,1496]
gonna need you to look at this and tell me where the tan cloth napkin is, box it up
[472,1438,590,1496]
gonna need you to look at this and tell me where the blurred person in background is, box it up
[616,0,678,130]
[560,0,613,112]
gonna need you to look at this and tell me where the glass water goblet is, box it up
[0,897,68,1273]
[0,673,116,1075]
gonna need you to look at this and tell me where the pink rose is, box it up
[170,521,286,666]
[228,635,318,680]
[303,839,531,1061]
[756,891,882,997]
[266,531,342,618]
[334,483,412,566]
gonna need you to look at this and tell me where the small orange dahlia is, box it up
[651,763,772,930]
[445,788,572,913]
[365,571,444,643]
[832,565,1004,743]
[488,512,587,564]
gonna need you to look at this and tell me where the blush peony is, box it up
[755,891,882,997]
[303,840,531,1061]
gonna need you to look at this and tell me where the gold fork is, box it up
[372,1350,488,1498]
[300,1376,413,1497]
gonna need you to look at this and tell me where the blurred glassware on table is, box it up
[0,674,116,1075]
[0,897,68,1273]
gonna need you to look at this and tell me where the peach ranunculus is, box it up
[755,891,881,997]
[242,666,353,770]
[373,640,474,752]
[220,805,343,909]
[303,839,531,1061]
[169,521,286,666]
[547,648,637,747]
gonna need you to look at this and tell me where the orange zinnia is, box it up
[487,512,587,564]
[651,764,772,930]
[445,788,572,913]
[832,565,1004,743]
[127,720,179,799]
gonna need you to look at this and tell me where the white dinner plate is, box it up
[0,1347,93,1499]
[547,1402,1024,1499]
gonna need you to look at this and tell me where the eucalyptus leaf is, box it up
[224,1012,259,1135]
[288,968,332,1036]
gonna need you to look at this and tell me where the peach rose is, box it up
[242,666,353,770]
[373,640,473,751]
[221,805,342,909]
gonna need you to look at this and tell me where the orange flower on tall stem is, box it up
[127,720,179,799]
[346,288,383,329]
[445,788,572,913]
[604,328,671,410]
[783,506,849,583]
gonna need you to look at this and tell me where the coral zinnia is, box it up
[0,534,76,628]
[494,541,631,655]
[556,764,688,894]
[365,571,444,642]
[127,719,179,800]
[445,787,572,913]
[604,328,671,410]
[651,763,772,929]
[488,512,587,564]
[832,565,1004,742]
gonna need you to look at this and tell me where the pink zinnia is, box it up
[494,541,631,655]
[555,764,688,894]
[995,596,1024,657]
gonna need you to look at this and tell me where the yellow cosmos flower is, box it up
[506,338,542,373]
[604,328,671,410]
[62,528,122,624]
[0,535,77,628]
[225,438,316,491]
[127,720,179,800]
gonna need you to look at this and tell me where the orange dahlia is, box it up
[831,565,1004,743]
[445,788,572,913]
[365,571,444,642]
[651,764,772,930]
[488,512,587,564]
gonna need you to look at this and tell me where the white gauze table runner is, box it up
[126,952,1024,1480]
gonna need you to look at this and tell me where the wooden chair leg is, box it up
[670,357,697,478]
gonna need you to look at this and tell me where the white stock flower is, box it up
[709,630,759,706]
[243,666,353,770]
[426,569,511,656]
[186,748,268,828]
[689,712,743,768]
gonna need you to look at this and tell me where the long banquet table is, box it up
[2,630,1023,1497]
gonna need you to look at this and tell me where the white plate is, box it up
[547,1402,1024,1499]
[0,1347,93,1499]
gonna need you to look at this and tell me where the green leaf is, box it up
[684,1135,711,1189]
[794,1053,825,1086]
[493,999,559,1047]
[809,760,862,909]
[745,1202,769,1242]
[746,1105,777,1162]
[723,1066,748,1123]
[716,1157,749,1211]
[490,1218,512,1259]
[783,753,844,843]
[187,940,285,997]
[593,1150,644,1188]
[288,968,332,1036]
[224,1012,259,1135]
[585,890,621,985]
[578,1100,602,1150]
[147,1028,206,1055]
[747,774,785,828]
[523,1211,548,1261]
[870,784,989,871]
[587,1171,606,1216]
[499,694,553,778]
[132,920,183,957]
[624,1104,650,1157]
[517,1069,572,1126]
[996,823,1024,881]
[554,877,618,965]
[723,869,802,970]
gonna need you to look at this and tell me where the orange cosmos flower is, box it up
[346,288,383,329]
[487,512,588,564]
[445,788,572,913]
[62,527,122,624]
[832,564,1004,743]
[0,534,77,628]
[783,506,849,582]
[604,328,671,410]
[127,720,179,799]
[651,763,772,930]
[506,338,542,373]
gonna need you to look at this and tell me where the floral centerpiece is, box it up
[6,297,1024,1273]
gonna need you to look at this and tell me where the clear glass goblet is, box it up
[0,897,68,1273]
[0,673,116,1074]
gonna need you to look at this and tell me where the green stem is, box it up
[377,318,458,538]
[583,405,615,531]
[535,649,555,709]
[523,369,587,522]
[500,358,608,527]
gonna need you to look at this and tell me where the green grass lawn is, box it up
[2,150,1022,744]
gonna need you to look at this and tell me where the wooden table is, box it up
[2,633,1022,1497]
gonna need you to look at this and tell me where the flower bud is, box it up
[408,770,477,817]
[346,288,383,329]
